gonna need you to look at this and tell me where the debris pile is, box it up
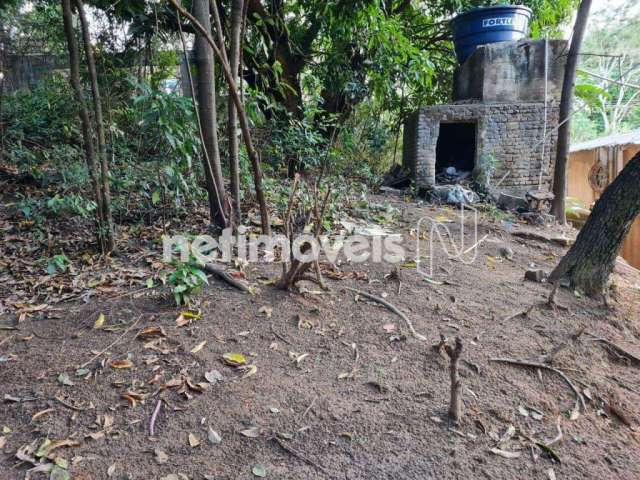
[380,165,411,189]
[436,166,472,185]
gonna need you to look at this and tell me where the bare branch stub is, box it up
[444,337,464,425]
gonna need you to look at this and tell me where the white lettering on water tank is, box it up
[482,17,514,27]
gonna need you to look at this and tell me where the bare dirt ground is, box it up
[2,189,640,480]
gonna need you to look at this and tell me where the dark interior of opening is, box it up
[435,122,476,178]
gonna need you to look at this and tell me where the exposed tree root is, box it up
[490,357,586,412]
[538,327,585,365]
[344,287,427,341]
[202,263,250,292]
[588,333,640,366]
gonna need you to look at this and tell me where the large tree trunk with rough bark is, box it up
[227,0,243,223]
[60,0,109,252]
[549,152,640,295]
[551,0,592,223]
[193,0,228,229]
[74,0,115,252]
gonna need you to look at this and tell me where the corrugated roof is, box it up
[570,130,640,152]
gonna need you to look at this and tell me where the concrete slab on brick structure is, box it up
[454,39,567,103]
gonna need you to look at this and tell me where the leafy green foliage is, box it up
[1,0,580,256]
[45,194,98,218]
[3,72,205,219]
[2,75,82,176]
[571,0,640,140]
[46,254,70,275]
[125,79,204,211]
[166,259,208,306]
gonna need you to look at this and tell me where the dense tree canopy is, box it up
[572,0,640,141]
[0,0,578,246]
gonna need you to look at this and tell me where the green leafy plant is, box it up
[46,254,70,275]
[45,194,97,218]
[473,153,500,192]
[128,79,204,211]
[166,258,208,306]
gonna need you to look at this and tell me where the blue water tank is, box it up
[451,5,533,63]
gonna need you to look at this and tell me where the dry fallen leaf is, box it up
[257,306,272,318]
[204,370,223,384]
[176,310,202,327]
[57,373,74,386]
[162,377,183,390]
[239,364,258,378]
[239,426,261,438]
[31,408,55,422]
[222,352,246,367]
[103,415,114,429]
[87,431,105,441]
[155,449,169,464]
[490,448,522,459]
[252,464,267,477]
[188,433,201,448]
[36,438,79,458]
[110,359,133,369]
[93,313,105,329]
[136,326,167,340]
[190,340,207,354]
[382,323,396,333]
[207,427,222,445]
[175,313,189,327]
[121,391,145,407]
[295,353,308,365]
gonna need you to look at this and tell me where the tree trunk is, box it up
[549,152,640,295]
[170,0,270,235]
[551,0,592,224]
[227,0,243,224]
[60,0,107,252]
[194,0,228,228]
[74,0,115,252]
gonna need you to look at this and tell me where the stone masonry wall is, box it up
[404,102,559,197]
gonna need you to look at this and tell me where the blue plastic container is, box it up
[451,5,532,63]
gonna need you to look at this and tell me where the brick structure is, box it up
[403,39,567,197]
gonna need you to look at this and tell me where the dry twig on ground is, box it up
[271,436,330,476]
[149,399,163,437]
[77,316,141,369]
